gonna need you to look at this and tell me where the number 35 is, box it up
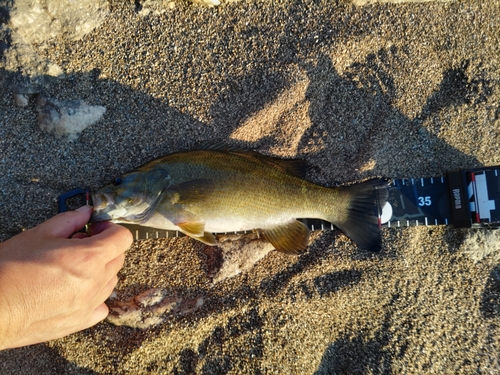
[418,196,432,206]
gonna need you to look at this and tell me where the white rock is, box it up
[190,0,221,6]
[135,288,167,307]
[9,0,109,44]
[1,0,107,95]
[212,233,275,284]
[462,230,500,262]
[13,93,29,107]
[36,95,106,140]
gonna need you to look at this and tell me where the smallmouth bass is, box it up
[91,147,388,253]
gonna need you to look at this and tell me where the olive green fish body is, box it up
[91,149,387,253]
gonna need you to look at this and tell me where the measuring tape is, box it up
[58,166,500,241]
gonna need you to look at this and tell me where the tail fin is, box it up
[333,179,389,252]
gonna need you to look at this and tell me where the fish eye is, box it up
[113,177,123,186]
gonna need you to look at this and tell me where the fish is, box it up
[91,147,388,254]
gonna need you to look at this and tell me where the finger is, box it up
[89,221,133,244]
[86,303,109,328]
[84,224,133,262]
[94,275,119,308]
[38,206,93,238]
[105,253,126,275]
[88,221,114,236]
[85,274,119,328]
[71,232,89,239]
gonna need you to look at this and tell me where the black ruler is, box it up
[58,166,500,240]
[379,166,500,230]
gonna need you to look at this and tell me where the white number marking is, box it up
[418,196,432,206]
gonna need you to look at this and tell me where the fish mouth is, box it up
[90,192,115,222]
[89,192,159,224]
[91,192,108,211]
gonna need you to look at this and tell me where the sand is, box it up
[1,0,500,373]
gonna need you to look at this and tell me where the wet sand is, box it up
[1,0,500,373]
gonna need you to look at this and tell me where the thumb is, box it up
[40,206,93,238]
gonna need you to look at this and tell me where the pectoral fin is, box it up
[177,221,205,237]
[155,197,217,246]
[193,232,217,246]
[263,220,310,255]
[172,217,217,246]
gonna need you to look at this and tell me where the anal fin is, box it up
[263,220,310,255]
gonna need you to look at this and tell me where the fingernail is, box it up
[76,205,93,212]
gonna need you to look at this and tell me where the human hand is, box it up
[0,206,133,350]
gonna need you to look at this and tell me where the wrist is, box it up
[0,245,14,350]
[0,284,16,351]
[0,293,11,351]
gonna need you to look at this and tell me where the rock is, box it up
[462,230,500,262]
[0,0,108,95]
[0,12,11,58]
[8,0,109,44]
[0,6,9,24]
[135,288,168,307]
[134,0,221,16]
[190,0,221,6]
[36,95,106,140]
[12,93,29,107]
[2,35,65,91]
[211,233,275,284]
[107,288,205,329]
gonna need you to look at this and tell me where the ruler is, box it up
[380,167,500,229]
[58,166,500,241]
